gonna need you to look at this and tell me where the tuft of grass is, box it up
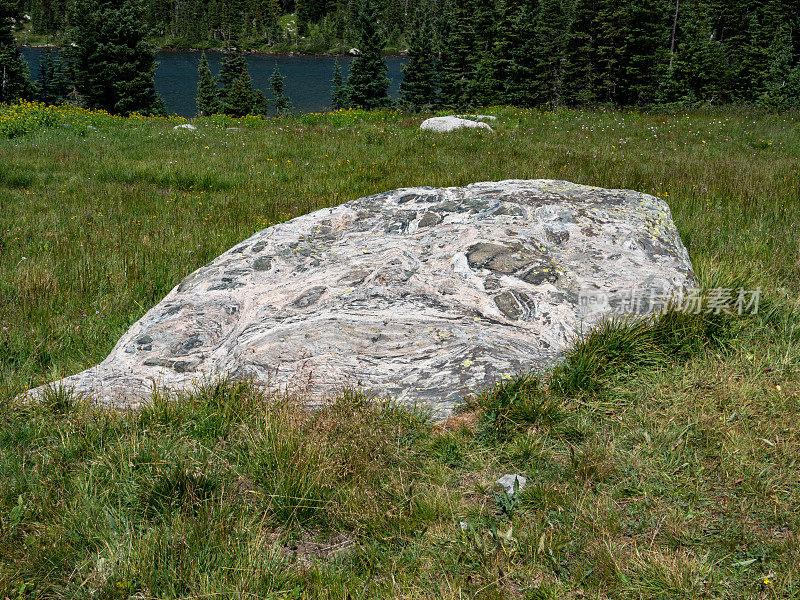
[550,296,746,398]
[476,374,564,444]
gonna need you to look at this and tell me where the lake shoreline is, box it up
[20,46,408,116]
[16,41,405,58]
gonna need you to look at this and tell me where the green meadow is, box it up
[0,102,799,598]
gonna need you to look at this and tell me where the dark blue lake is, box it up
[20,47,408,117]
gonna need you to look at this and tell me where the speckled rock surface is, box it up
[420,116,494,133]
[26,180,697,417]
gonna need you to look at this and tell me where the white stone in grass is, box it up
[497,474,527,495]
[174,124,196,130]
[24,180,697,418]
[420,116,493,133]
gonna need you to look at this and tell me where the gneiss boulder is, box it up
[27,180,697,417]
[420,116,493,133]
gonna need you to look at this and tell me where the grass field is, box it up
[1,102,799,598]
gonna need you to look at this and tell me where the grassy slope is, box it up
[0,103,799,598]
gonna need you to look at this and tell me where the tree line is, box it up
[2,0,800,113]
[1,0,298,115]
[18,0,422,51]
[396,0,800,110]
[1,0,396,115]
[2,0,165,112]
[338,0,800,111]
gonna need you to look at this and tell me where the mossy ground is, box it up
[1,102,799,598]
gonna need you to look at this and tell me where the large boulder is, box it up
[27,180,697,417]
[420,116,493,133]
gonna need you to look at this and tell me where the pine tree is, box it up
[737,0,796,103]
[531,0,568,108]
[196,52,220,115]
[50,52,73,102]
[399,9,437,110]
[758,26,800,110]
[436,0,476,108]
[468,0,515,107]
[467,0,508,106]
[67,0,160,115]
[345,0,390,109]
[562,0,599,106]
[330,60,347,109]
[591,0,627,104]
[619,0,669,106]
[0,0,36,103]
[702,0,749,102]
[269,63,292,114]
[218,35,268,116]
[37,48,56,104]
[256,0,282,44]
[296,0,309,36]
[662,0,728,105]
[506,0,540,107]
[226,72,256,115]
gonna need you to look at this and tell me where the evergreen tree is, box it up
[269,63,292,114]
[218,35,268,115]
[330,60,347,109]
[619,0,669,105]
[399,8,437,110]
[23,0,800,111]
[661,0,728,104]
[29,0,69,34]
[0,0,35,103]
[461,0,502,105]
[37,48,55,104]
[345,0,390,109]
[562,0,599,106]
[469,0,516,107]
[196,52,220,115]
[505,1,539,107]
[68,0,160,115]
[36,48,67,104]
[296,0,309,36]
[531,0,568,108]
[758,26,800,110]
[703,0,749,101]
[436,0,476,108]
[591,0,626,104]
[256,0,282,43]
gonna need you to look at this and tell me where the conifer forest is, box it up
[12,0,800,110]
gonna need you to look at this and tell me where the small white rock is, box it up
[174,124,197,131]
[496,473,527,495]
[459,521,469,531]
[420,116,493,133]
